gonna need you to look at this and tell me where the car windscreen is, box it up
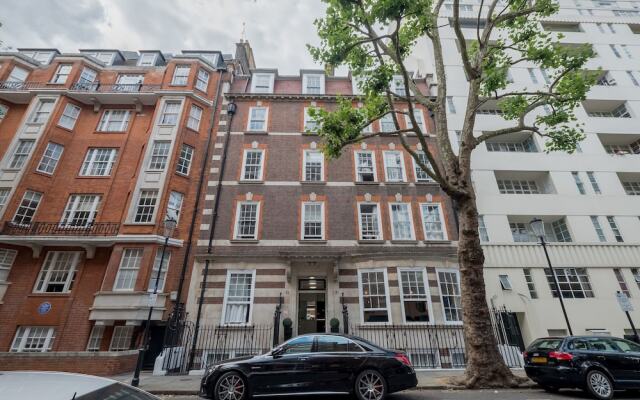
[74,382,158,400]
[527,338,563,351]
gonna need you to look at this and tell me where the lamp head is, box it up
[529,218,545,239]
[163,217,177,237]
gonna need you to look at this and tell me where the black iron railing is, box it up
[70,82,160,93]
[0,81,48,90]
[1,221,120,236]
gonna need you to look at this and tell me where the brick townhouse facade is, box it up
[0,45,253,374]
[183,68,462,369]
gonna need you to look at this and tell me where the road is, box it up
[158,388,640,400]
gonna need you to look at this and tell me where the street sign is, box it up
[617,292,634,312]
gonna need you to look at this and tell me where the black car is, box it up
[524,335,640,400]
[200,333,417,400]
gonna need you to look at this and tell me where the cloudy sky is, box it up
[1,0,328,74]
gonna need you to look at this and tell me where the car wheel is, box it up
[214,371,248,400]
[355,369,387,400]
[586,370,614,400]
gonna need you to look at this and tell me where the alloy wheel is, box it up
[588,371,612,399]
[216,373,245,400]
[357,371,384,400]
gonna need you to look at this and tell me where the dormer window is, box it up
[200,53,218,65]
[303,74,324,95]
[21,51,55,65]
[137,53,158,67]
[251,73,275,93]
[391,75,407,96]
[84,52,116,65]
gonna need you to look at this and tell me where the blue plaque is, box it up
[38,302,52,315]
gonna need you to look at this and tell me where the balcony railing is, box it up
[0,81,48,90]
[70,82,160,93]
[1,221,120,236]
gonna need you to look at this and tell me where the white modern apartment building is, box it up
[408,0,640,345]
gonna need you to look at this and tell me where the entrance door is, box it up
[298,278,326,335]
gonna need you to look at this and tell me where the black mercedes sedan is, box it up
[524,336,640,400]
[200,333,417,400]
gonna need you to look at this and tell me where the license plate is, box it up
[531,356,547,364]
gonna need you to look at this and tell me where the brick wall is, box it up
[0,350,138,376]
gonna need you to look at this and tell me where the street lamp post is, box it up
[132,217,177,387]
[529,218,573,336]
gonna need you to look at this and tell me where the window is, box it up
[413,151,434,182]
[8,66,28,82]
[11,327,55,352]
[399,268,431,322]
[186,104,203,131]
[302,202,324,240]
[623,181,640,195]
[523,269,538,299]
[303,150,324,181]
[497,180,539,194]
[51,64,72,84]
[0,104,8,120]
[8,139,35,169]
[166,191,184,223]
[303,74,323,94]
[610,44,633,59]
[390,203,414,240]
[587,103,631,118]
[446,97,456,114]
[614,269,630,297]
[499,274,513,290]
[176,144,194,176]
[391,75,406,96]
[86,325,105,351]
[134,190,158,223]
[109,326,134,351]
[251,73,274,93]
[12,190,42,226]
[421,203,447,240]
[83,51,116,65]
[379,114,396,132]
[355,151,376,182]
[606,216,624,242]
[282,336,314,354]
[60,195,101,227]
[58,103,81,130]
[437,270,462,323]
[486,137,537,152]
[29,99,54,124]
[171,65,190,85]
[148,249,170,292]
[137,53,157,66]
[0,248,17,282]
[98,110,130,132]
[545,267,594,298]
[159,101,181,126]
[113,248,143,291]
[478,216,489,242]
[78,67,97,85]
[241,149,264,181]
[587,172,601,194]
[631,269,640,290]
[316,335,363,352]
[35,142,63,175]
[590,216,606,242]
[34,251,81,293]
[304,107,320,132]
[115,74,143,92]
[359,269,390,323]
[383,151,405,182]
[234,202,259,239]
[222,271,255,324]
[247,107,267,131]
[510,222,532,242]
[627,71,640,87]
[80,148,118,176]
[552,218,572,242]
[195,69,209,92]
[614,10,640,16]
[148,141,171,171]
[528,68,539,84]
[358,203,382,240]
[572,172,586,194]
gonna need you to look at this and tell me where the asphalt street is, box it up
[158,388,640,400]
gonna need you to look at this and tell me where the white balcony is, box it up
[89,291,169,322]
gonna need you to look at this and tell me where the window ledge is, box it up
[423,240,453,245]
[390,240,418,245]
[300,181,326,185]
[298,239,327,244]
[355,181,380,185]
[230,239,259,244]
[358,240,385,244]
[238,180,264,184]
[28,292,71,297]
[76,175,111,179]
[385,181,408,185]
[415,181,438,185]
[244,131,268,135]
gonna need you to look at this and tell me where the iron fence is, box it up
[0,221,120,236]
[70,82,160,93]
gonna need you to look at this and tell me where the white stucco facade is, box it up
[408,0,640,345]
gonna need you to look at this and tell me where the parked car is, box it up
[524,336,640,400]
[200,333,417,400]
[0,371,160,400]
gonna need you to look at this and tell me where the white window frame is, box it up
[0,248,17,283]
[233,201,260,240]
[97,110,130,132]
[240,149,265,181]
[302,73,325,95]
[171,65,191,85]
[86,325,105,351]
[388,202,415,240]
[33,251,81,293]
[420,202,448,241]
[398,267,434,325]
[12,190,42,226]
[148,141,171,171]
[85,52,116,65]
[404,109,426,132]
[379,113,396,132]
[354,151,377,182]
[195,68,210,92]
[8,139,35,170]
[147,249,171,292]
[301,201,325,240]
[247,107,268,132]
[303,149,324,182]
[0,188,9,212]
[113,248,143,291]
[383,150,407,182]
[29,99,54,124]
[8,66,28,83]
[36,142,64,175]
[10,326,56,353]
[166,191,184,224]
[109,326,134,351]
[221,270,256,326]
[187,104,203,131]
[137,53,157,67]
[159,101,181,126]
[80,148,118,176]
[436,268,463,325]
[58,103,81,130]
[78,67,97,85]
[176,144,194,176]
[304,107,320,133]
[357,202,383,241]
[133,189,159,223]
[251,73,275,93]
[60,194,101,227]
[358,268,392,324]
[51,64,72,84]
[412,151,434,183]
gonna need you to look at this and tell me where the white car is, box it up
[0,371,160,400]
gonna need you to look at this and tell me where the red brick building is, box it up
[0,45,253,374]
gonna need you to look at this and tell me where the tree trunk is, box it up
[454,196,524,388]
